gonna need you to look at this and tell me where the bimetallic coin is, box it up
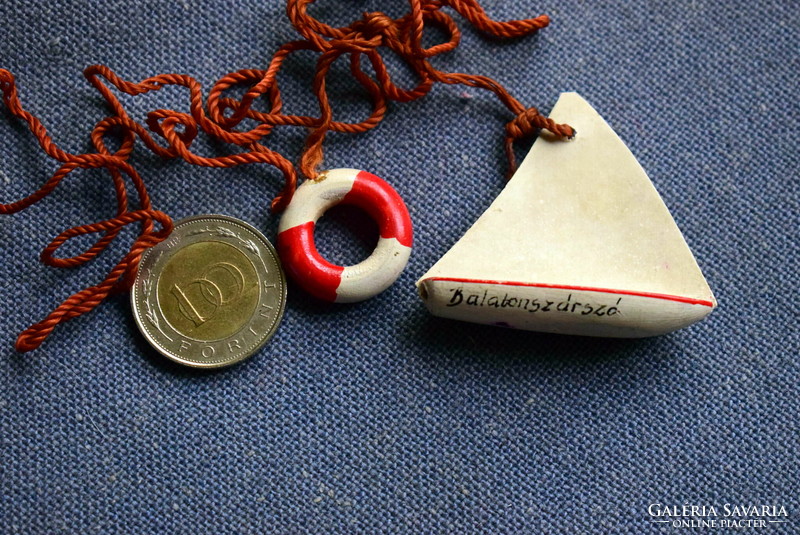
[131,214,287,368]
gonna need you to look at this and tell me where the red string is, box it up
[0,0,574,352]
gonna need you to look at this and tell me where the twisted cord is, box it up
[1,0,573,351]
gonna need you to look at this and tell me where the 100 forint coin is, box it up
[131,214,286,368]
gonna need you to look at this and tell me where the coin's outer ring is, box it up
[277,168,413,303]
[130,214,287,368]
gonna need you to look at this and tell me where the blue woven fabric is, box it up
[1,1,797,533]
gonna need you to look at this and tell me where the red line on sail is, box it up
[424,278,715,307]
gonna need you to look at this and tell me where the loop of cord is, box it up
[0,0,573,352]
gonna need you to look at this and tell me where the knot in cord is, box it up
[505,106,575,141]
[353,11,396,42]
[503,107,576,177]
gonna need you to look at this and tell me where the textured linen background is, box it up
[1,1,797,533]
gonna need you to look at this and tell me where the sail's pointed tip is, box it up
[555,91,588,107]
[558,90,582,99]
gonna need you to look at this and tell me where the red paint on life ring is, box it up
[277,221,343,302]
[343,171,413,248]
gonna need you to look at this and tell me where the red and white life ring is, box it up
[277,168,413,303]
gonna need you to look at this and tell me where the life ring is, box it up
[277,168,413,303]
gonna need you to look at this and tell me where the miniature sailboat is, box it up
[417,92,716,337]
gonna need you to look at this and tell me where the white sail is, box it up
[417,92,716,337]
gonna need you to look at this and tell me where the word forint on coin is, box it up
[131,215,286,368]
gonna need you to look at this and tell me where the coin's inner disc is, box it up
[157,241,259,341]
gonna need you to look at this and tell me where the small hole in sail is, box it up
[418,283,429,301]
